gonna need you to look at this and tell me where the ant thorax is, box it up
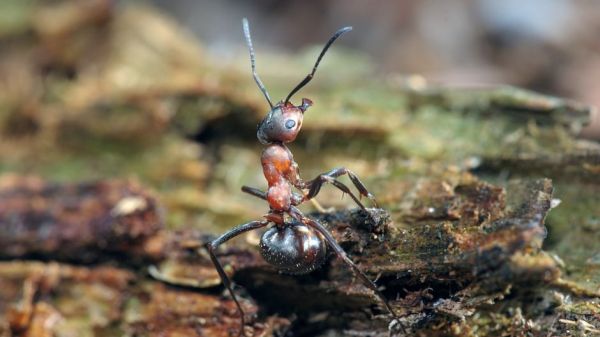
[260,143,295,211]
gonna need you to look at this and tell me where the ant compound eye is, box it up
[285,119,296,129]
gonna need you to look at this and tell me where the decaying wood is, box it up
[1,173,595,336]
[0,2,598,336]
[0,175,164,262]
[221,178,561,335]
[0,261,288,337]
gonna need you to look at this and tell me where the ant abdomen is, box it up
[260,222,327,274]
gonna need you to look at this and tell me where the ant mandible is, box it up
[205,18,400,336]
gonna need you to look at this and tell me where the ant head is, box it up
[242,18,351,144]
[257,98,312,144]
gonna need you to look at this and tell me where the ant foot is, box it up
[362,207,388,224]
[366,193,379,208]
[355,208,390,240]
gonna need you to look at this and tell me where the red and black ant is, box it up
[205,18,401,336]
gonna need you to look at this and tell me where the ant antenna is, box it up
[243,18,274,109]
[284,26,352,104]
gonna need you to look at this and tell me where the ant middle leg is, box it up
[305,167,379,208]
[242,185,330,213]
[205,219,269,337]
[241,185,307,207]
[241,186,267,200]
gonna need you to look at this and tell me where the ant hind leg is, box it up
[205,220,269,337]
[288,207,405,334]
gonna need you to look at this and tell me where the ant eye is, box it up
[285,119,296,129]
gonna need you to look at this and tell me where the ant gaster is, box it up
[205,18,400,336]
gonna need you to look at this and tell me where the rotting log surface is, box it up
[230,178,561,336]
[1,174,595,336]
[0,261,289,337]
[0,2,598,336]
[0,175,164,263]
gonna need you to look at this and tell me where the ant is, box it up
[205,18,401,336]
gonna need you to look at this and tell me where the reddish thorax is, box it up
[261,143,294,211]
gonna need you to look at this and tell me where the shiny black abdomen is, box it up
[260,222,327,275]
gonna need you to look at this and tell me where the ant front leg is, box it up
[206,220,269,337]
[304,167,379,211]
[288,206,404,334]
[308,167,378,207]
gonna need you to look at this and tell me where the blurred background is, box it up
[0,0,599,230]
[152,0,600,138]
[0,1,599,335]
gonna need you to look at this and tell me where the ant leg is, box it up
[288,206,403,334]
[242,185,309,207]
[291,208,406,334]
[206,220,269,337]
[307,168,379,207]
[241,185,267,200]
[305,175,369,211]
